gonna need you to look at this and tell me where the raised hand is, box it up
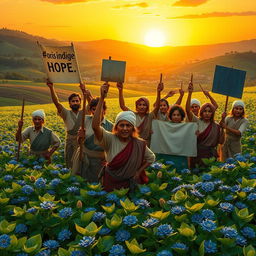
[157,82,164,92]
[116,82,123,91]
[101,83,109,99]
[18,120,23,128]
[79,82,86,93]
[179,88,184,97]
[46,78,53,88]
[188,81,193,93]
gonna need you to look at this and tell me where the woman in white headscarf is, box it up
[92,83,155,192]
[220,100,249,160]
[15,109,60,162]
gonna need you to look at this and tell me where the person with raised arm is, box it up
[16,110,60,163]
[92,83,155,192]
[72,96,113,182]
[186,82,224,168]
[46,80,92,168]
[117,81,163,145]
[220,100,249,160]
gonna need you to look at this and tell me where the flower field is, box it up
[0,87,256,256]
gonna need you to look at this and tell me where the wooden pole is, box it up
[160,73,163,83]
[190,73,193,84]
[17,98,25,161]
[224,95,229,113]
[79,92,86,161]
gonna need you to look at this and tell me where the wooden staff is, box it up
[160,73,163,83]
[224,95,229,112]
[190,73,193,84]
[17,98,25,161]
[79,90,87,161]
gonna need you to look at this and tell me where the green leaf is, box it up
[149,210,170,220]
[97,236,114,253]
[23,234,42,253]
[159,183,168,190]
[243,245,256,256]
[113,188,129,197]
[13,207,25,217]
[174,190,187,202]
[106,214,122,229]
[235,208,254,222]
[75,222,101,236]
[178,222,196,237]
[0,219,16,233]
[80,211,95,224]
[102,203,115,214]
[199,241,205,256]
[58,247,70,256]
[120,198,139,212]
[185,202,205,212]
[125,239,146,254]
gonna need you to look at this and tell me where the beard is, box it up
[70,104,80,111]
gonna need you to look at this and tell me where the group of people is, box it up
[16,79,248,191]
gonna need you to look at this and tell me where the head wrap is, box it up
[232,100,245,109]
[199,103,216,121]
[32,110,45,120]
[135,97,149,112]
[115,111,136,127]
[190,98,201,107]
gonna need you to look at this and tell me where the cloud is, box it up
[113,2,149,9]
[172,0,209,7]
[168,11,256,19]
[40,0,92,4]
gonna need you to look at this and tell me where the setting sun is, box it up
[144,29,166,47]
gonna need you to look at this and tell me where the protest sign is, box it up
[101,59,126,83]
[150,120,197,157]
[38,42,81,83]
[212,65,246,99]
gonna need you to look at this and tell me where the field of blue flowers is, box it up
[0,94,256,256]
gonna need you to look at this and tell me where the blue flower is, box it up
[157,224,174,237]
[106,193,119,202]
[134,199,150,209]
[204,240,217,254]
[171,177,182,182]
[115,230,131,242]
[98,191,107,196]
[84,207,96,212]
[200,220,217,232]
[249,167,256,174]
[50,170,60,176]
[219,202,234,212]
[92,212,106,222]
[157,250,173,256]
[35,249,51,256]
[60,167,69,173]
[151,162,164,169]
[235,202,247,209]
[79,236,95,247]
[166,161,174,165]
[142,217,159,227]
[202,173,212,181]
[58,229,72,241]
[219,185,230,191]
[191,213,204,224]
[236,235,247,246]
[16,180,26,186]
[123,215,138,226]
[226,157,235,164]
[242,187,254,193]
[27,207,37,213]
[190,189,204,198]
[225,195,234,201]
[201,209,215,220]
[15,224,28,233]
[66,186,79,193]
[109,244,126,256]
[98,227,111,235]
[235,155,247,162]
[43,240,60,249]
[139,186,151,194]
[171,242,188,250]
[247,193,256,201]
[87,190,98,196]
[223,163,236,169]
[22,185,34,195]
[49,178,62,187]
[0,234,11,248]
[59,207,73,218]
[171,206,186,215]
[9,159,18,165]
[17,196,29,203]
[40,201,56,210]
[201,182,215,192]
[241,227,256,239]
[230,185,241,193]
[221,227,238,238]
[17,253,29,256]
[35,177,47,188]
[70,251,86,256]
[3,175,13,181]
[180,169,191,174]
[33,165,42,170]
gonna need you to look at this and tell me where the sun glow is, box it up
[144,29,166,47]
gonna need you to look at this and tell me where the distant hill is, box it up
[0,28,256,85]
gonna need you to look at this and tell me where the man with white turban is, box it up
[16,109,60,163]
[92,83,155,192]
[220,100,249,160]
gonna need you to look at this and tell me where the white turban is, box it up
[32,109,45,120]
[232,100,245,109]
[115,111,136,127]
[191,98,201,107]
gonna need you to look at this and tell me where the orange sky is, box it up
[1,0,256,46]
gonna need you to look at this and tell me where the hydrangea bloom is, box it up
[200,220,217,232]
[21,185,34,195]
[241,227,256,239]
[201,209,215,220]
[70,251,85,256]
[109,244,126,256]
[59,207,73,218]
[92,212,106,222]
[35,249,51,256]
[58,229,72,241]
[201,182,215,192]
[98,227,111,235]
[84,207,96,212]
[115,230,131,242]
[79,236,95,247]
[219,202,234,212]
[171,206,186,215]
[49,178,62,187]
[202,173,212,181]
[40,201,56,210]
[134,199,150,209]
[221,227,238,238]
[123,215,138,226]
[247,193,256,201]
[171,242,188,250]
[139,186,151,194]
[157,224,174,237]
[204,240,217,254]
[66,186,80,193]
[0,234,11,248]
[236,235,247,246]
[157,250,173,256]
[43,240,60,249]
[15,224,28,233]
[142,218,159,227]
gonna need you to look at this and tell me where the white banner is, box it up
[38,43,81,84]
[150,120,198,157]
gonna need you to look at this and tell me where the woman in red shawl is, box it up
[92,83,155,192]
[186,82,224,168]
[117,82,163,145]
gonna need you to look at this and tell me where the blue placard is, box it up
[212,65,246,98]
